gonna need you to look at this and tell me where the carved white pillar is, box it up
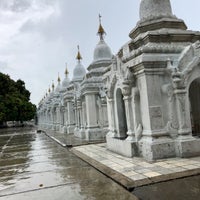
[60,107,64,126]
[81,102,86,130]
[46,110,48,128]
[40,111,43,128]
[64,107,68,125]
[161,84,178,135]
[45,110,47,129]
[53,108,56,130]
[122,83,135,141]
[77,99,82,129]
[42,111,44,128]
[49,109,51,129]
[101,98,108,128]
[43,110,45,128]
[174,89,190,136]
[132,87,141,133]
[107,97,117,137]
[66,100,75,134]
[85,94,98,128]
[97,97,103,128]
[50,109,52,129]
[67,101,73,125]
[48,110,51,129]
[73,100,77,130]
[56,107,59,126]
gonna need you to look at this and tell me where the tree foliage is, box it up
[0,72,36,124]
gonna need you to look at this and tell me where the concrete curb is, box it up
[71,147,136,190]
[38,130,68,148]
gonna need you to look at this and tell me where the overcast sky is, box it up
[0,0,200,105]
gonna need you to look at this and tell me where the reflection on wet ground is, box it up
[0,128,137,200]
[1,128,200,200]
[133,175,200,200]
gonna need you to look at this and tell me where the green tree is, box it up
[0,72,36,125]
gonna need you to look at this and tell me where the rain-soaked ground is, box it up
[0,128,200,200]
[0,128,137,200]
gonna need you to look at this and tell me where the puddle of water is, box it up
[0,128,138,200]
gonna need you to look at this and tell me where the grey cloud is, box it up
[0,0,32,12]
[0,61,8,71]
[20,14,65,41]
[16,0,62,40]
[11,0,32,12]
[19,18,63,40]
[20,20,36,32]
[0,0,56,13]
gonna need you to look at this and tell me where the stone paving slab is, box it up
[41,130,105,147]
[71,143,200,189]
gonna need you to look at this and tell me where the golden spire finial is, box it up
[57,73,61,83]
[76,45,82,61]
[99,13,102,24]
[65,63,69,75]
[48,86,51,93]
[97,14,106,40]
[52,80,55,91]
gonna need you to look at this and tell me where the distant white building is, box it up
[38,0,200,161]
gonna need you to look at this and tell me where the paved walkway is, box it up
[43,130,200,190]
[71,143,200,189]
[0,128,137,200]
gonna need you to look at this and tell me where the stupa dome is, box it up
[55,75,61,93]
[94,16,112,62]
[93,40,112,62]
[55,83,61,93]
[61,67,70,88]
[73,62,86,81]
[72,46,86,82]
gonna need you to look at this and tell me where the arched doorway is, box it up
[189,78,200,137]
[116,88,128,139]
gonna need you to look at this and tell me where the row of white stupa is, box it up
[38,0,200,161]
[37,16,113,140]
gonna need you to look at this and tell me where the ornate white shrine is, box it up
[38,0,200,161]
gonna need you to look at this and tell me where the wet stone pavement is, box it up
[0,128,137,200]
[1,128,200,200]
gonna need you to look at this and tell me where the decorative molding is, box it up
[106,74,117,98]
[122,81,131,96]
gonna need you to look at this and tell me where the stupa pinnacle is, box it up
[129,0,187,39]
[139,0,174,22]
[73,46,86,82]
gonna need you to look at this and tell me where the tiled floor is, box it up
[72,143,200,188]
